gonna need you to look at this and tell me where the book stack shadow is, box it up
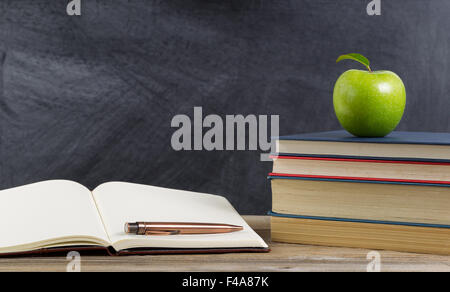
[269,130,450,255]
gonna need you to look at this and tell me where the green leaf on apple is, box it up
[336,53,372,72]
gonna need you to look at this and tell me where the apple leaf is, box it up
[336,53,372,72]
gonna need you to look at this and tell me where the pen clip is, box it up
[144,230,181,236]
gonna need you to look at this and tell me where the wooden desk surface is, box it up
[1,216,449,272]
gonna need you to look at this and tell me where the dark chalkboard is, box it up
[0,0,449,214]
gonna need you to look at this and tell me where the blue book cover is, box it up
[278,130,450,146]
[267,173,450,187]
[268,211,450,229]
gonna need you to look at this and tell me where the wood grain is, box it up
[0,216,449,272]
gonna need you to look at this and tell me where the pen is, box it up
[124,222,244,235]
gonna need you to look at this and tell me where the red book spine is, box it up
[270,155,450,166]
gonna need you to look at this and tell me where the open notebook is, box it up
[0,181,269,256]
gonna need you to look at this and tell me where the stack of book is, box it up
[269,130,450,255]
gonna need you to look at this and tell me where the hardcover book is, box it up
[270,214,450,255]
[271,155,450,182]
[0,181,269,256]
[276,130,450,161]
[269,174,450,227]
[270,130,450,254]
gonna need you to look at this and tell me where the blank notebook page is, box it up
[0,180,109,252]
[92,182,268,251]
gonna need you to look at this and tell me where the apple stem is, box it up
[367,66,372,73]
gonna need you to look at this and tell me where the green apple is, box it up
[333,53,406,137]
